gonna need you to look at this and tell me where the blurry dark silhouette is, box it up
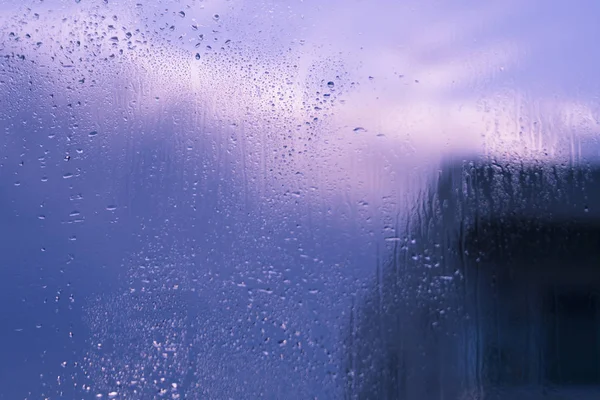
[344,158,600,400]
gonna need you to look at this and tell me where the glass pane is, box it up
[1,0,599,399]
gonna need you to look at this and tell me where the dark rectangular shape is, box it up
[546,289,600,385]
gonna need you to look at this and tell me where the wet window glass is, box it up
[1,1,599,399]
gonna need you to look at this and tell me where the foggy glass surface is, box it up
[1,0,600,399]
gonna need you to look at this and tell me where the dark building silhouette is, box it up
[345,158,600,400]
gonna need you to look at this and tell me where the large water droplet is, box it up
[327,81,334,88]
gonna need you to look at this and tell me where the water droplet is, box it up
[178,11,185,18]
[106,205,117,211]
[89,131,98,137]
[327,81,334,88]
[63,173,74,179]
[213,14,220,21]
[108,392,118,399]
[353,127,366,133]
[38,215,46,220]
[195,53,201,60]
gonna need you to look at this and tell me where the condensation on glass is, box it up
[346,159,600,399]
[1,0,600,399]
